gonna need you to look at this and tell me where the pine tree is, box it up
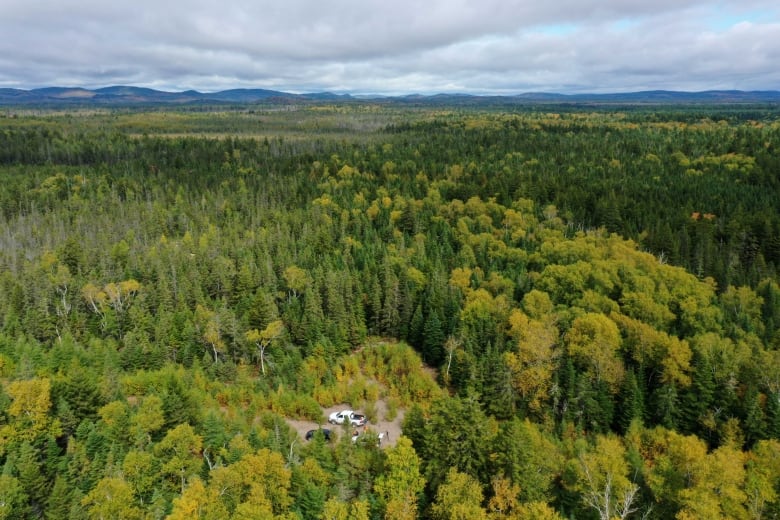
[578,379,614,434]
[324,270,348,346]
[344,272,367,347]
[201,411,229,464]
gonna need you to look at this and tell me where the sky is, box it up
[1,0,779,95]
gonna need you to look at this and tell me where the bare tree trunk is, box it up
[444,336,460,381]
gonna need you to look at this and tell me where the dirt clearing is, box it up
[287,399,406,449]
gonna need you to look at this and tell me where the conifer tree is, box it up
[679,352,716,438]
[0,473,28,520]
[45,475,73,520]
[616,369,644,434]
[14,442,49,517]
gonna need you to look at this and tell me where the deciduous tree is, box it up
[245,319,284,376]
[567,435,639,520]
[374,436,425,520]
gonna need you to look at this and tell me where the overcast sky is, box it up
[1,0,779,94]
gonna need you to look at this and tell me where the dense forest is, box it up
[1,103,780,519]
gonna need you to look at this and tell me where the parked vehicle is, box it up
[305,428,332,441]
[328,410,367,427]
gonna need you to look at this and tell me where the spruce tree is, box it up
[766,392,780,439]
[679,352,715,436]
[422,312,445,365]
[15,442,49,517]
[742,386,767,447]
[615,369,644,434]
[45,475,73,520]
[650,383,680,430]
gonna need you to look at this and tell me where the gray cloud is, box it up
[1,0,778,93]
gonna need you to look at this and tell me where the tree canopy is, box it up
[1,102,780,518]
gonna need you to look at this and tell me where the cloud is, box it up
[1,0,778,93]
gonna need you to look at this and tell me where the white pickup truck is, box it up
[328,409,367,427]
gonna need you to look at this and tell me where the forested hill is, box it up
[2,85,780,106]
[1,106,780,518]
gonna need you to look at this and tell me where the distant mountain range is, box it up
[0,86,352,106]
[1,85,779,106]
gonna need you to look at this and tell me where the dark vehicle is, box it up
[305,428,332,441]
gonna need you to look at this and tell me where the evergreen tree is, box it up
[421,312,445,365]
[294,483,325,520]
[650,383,680,430]
[578,378,614,434]
[408,304,425,351]
[401,404,427,457]
[0,473,29,520]
[246,289,279,331]
[615,369,644,434]
[417,396,491,496]
[494,418,562,503]
[767,392,780,439]
[557,356,579,427]
[45,475,73,520]
[14,442,49,517]
[679,352,716,438]
[365,272,383,336]
[742,386,768,447]
[381,265,401,338]
[479,346,516,420]
[301,282,325,345]
[51,368,104,428]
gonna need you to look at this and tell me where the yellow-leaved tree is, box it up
[487,476,565,520]
[167,478,221,520]
[374,436,425,520]
[568,435,639,520]
[676,444,748,520]
[154,423,203,495]
[430,468,488,520]
[245,319,284,376]
[505,309,559,414]
[82,476,144,520]
[1,378,61,451]
[190,448,294,518]
[566,313,624,391]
